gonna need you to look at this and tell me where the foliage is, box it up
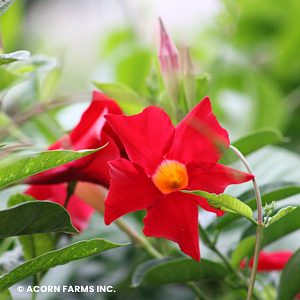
[0,1,300,300]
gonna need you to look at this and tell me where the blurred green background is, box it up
[1,0,300,299]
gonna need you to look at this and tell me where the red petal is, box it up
[105,106,175,175]
[104,158,161,225]
[143,192,200,261]
[187,162,254,193]
[24,184,94,231]
[167,97,229,163]
[240,251,293,272]
[24,92,123,187]
[70,91,123,144]
[186,162,254,216]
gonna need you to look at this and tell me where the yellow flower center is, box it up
[152,159,188,194]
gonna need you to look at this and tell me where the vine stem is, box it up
[229,145,262,224]
[113,218,163,259]
[229,145,264,300]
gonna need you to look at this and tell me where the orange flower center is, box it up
[152,159,188,194]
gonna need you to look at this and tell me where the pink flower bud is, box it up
[158,18,180,74]
[158,18,181,104]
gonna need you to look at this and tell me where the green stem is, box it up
[229,145,263,224]
[199,223,235,274]
[114,218,163,259]
[246,225,265,300]
[199,223,262,299]
[186,282,213,300]
[229,145,264,300]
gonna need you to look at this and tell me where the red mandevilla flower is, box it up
[24,91,124,231]
[240,250,293,272]
[104,97,254,261]
[24,91,124,188]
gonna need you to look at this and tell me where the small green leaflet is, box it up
[0,0,15,16]
[182,190,255,225]
[266,206,296,227]
[0,50,30,65]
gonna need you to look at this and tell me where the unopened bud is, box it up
[158,18,181,106]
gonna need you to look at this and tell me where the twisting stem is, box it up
[229,145,262,224]
[229,145,264,300]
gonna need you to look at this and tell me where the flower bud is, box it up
[158,18,181,106]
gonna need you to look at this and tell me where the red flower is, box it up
[24,91,124,188]
[240,251,293,272]
[104,97,254,261]
[24,184,94,231]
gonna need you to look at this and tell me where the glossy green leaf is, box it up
[183,190,253,222]
[19,233,55,261]
[0,200,78,238]
[7,194,56,260]
[219,128,285,165]
[231,236,256,269]
[277,248,300,300]
[266,206,296,227]
[0,148,100,190]
[0,50,30,65]
[213,183,300,231]
[0,239,126,292]
[93,81,144,114]
[0,0,15,16]
[132,257,226,287]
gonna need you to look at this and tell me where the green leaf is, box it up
[7,194,56,260]
[241,206,300,249]
[0,239,127,292]
[219,128,285,165]
[277,247,300,300]
[213,183,300,231]
[0,200,78,238]
[263,207,300,247]
[93,81,144,114]
[0,148,100,190]
[0,0,15,16]
[19,233,55,261]
[266,206,296,227]
[132,257,227,287]
[182,190,253,223]
[0,50,30,65]
[231,236,256,269]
